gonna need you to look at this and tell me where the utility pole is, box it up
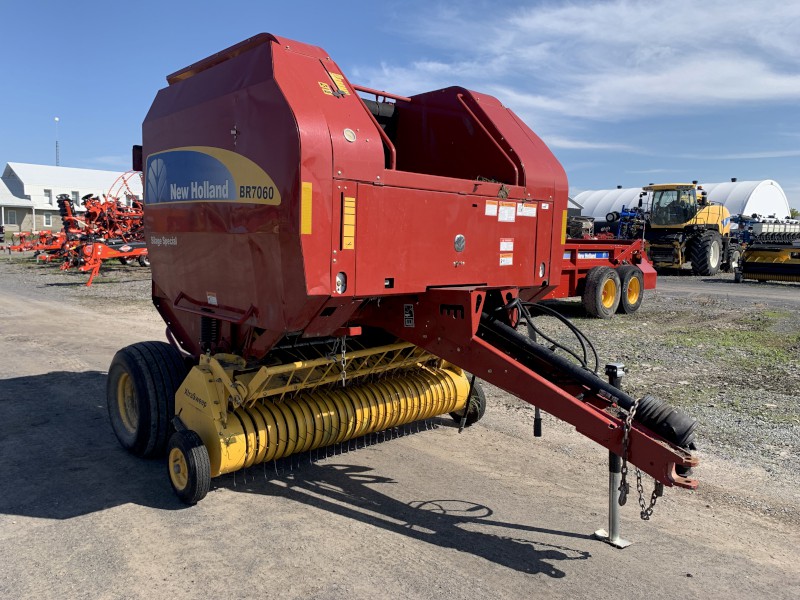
[54,116,60,166]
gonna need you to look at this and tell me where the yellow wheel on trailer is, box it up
[582,266,621,319]
[167,429,210,505]
[616,265,644,314]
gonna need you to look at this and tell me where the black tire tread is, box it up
[107,341,187,458]
[168,430,211,505]
[689,231,722,276]
[616,265,644,314]
[449,381,487,427]
[582,266,620,319]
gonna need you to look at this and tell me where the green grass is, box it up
[663,310,800,368]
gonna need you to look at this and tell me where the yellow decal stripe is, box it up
[301,182,313,235]
[342,196,356,249]
[561,210,567,245]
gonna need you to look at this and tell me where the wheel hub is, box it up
[169,447,189,491]
[116,373,138,434]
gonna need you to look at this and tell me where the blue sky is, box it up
[1,0,798,209]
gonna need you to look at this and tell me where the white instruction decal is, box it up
[517,203,537,217]
[541,203,550,210]
[207,292,218,306]
[499,253,514,266]
[498,201,516,222]
[403,304,415,327]
[484,199,498,216]
[500,238,514,252]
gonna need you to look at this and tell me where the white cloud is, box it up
[679,150,800,160]
[544,135,638,152]
[359,1,800,122]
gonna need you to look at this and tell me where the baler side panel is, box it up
[353,185,544,296]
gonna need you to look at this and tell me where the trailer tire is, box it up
[449,380,487,427]
[616,265,644,314]
[138,255,151,267]
[690,231,722,276]
[167,429,210,505]
[582,266,621,318]
[107,341,188,458]
[118,257,131,266]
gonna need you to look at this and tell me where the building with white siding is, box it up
[0,163,142,236]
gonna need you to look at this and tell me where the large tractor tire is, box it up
[582,266,621,318]
[690,231,723,276]
[107,341,188,458]
[616,265,644,314]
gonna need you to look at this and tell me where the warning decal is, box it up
[498,201,516,222]
[485,200,498,216]
[500,238,514,252]
[499,253,514,266]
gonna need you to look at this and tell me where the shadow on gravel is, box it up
[227,462,591,577]
[0,371,179,519]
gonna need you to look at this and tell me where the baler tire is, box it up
[107,341,188,458]
[582,266,621,319]
[690,231,722,276]
[167,430,210,505]
[138,255,151,267]
[616,265,644,314]
[449,380,487,427]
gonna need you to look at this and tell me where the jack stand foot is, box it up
[593,528,632,549]
[593,450,633,549]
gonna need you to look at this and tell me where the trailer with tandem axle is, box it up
[547,238,655,318]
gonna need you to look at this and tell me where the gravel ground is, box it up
[2,252,799,598]
[2,252,799,520]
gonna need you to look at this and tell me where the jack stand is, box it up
[593,451,632,548]
[594,362,632,548]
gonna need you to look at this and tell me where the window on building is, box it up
[44,213,52,227]
[44,189,53,205]
[8,210,17,225]
[72,191,80,206]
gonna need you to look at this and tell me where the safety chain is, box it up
[617,398,639,506]
[635,468,664,521]
[618,397,664,520]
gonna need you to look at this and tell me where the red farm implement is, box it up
[105,34,697,545]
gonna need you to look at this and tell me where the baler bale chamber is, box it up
[108,33,698,506]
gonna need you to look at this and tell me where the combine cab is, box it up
[108,34,697,514]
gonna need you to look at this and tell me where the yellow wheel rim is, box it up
[169,447,189,491]
[601,278,617,309]
[116,372,138,434]
[627,277,641,305]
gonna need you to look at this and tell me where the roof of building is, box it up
[4,162,140,193]
[0,177,29,207]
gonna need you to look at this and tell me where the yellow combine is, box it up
[645,183,739,275]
